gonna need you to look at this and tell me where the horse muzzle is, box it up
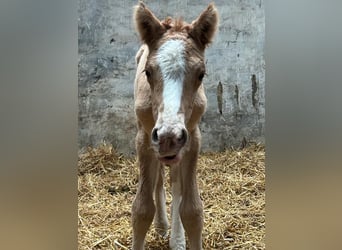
[151,125,188,165]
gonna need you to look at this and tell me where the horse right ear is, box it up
[189,3,219,50]
[133,2,165,46]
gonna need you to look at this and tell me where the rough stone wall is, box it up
[78,0,265,156]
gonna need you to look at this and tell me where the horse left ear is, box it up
[189,3,219,50]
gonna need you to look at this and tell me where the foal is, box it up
[132,2,218,249]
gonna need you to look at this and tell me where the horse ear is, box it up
[133,2,165,46]
[189,3,219,50]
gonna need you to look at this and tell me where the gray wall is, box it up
[78,0,265,156]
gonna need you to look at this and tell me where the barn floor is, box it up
[78,143,265,249]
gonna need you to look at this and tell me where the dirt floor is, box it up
[78,143,265,249]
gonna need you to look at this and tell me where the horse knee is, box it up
[179,199,203,249]
[132,197,156,226]
[179,200,203,229]
[131,195,156,250]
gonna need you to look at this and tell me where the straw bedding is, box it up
[78,143,265,249]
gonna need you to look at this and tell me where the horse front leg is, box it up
[132,129,158,250]
[179,127,203,250]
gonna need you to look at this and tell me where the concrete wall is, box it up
[78,0,265,156]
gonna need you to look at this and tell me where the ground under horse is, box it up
[132,2,218,249]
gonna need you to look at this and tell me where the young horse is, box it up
[132,2,218,249]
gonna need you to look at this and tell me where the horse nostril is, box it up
[151,128,158,143]
[178,128,188,145]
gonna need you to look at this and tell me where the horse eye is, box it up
[145,69,151,78]
[198,72,205,81]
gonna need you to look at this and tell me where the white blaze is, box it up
[156,39,185,123]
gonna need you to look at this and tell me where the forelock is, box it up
[161,17,190,33]
[156,39,185,80]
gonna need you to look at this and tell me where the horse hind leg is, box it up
[153,164,169,237]
[169,165,186,250]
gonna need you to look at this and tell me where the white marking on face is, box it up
[157,40,185,114]
[156,39,185,124]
